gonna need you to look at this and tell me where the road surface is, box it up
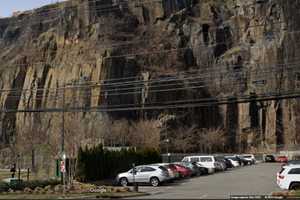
[134,163,282,199]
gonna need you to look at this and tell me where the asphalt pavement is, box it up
[132,163,282,199]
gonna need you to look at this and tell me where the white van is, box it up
[182,156,216,174]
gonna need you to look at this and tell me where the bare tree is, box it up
[128,120,161,150]
[16,114,46,173]
[196,127,226,154]
[171,126,197,153]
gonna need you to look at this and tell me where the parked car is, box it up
[283,160,300,167]
[235,155,250,166]
[223,158,234,168]
[116,165,170,187]
[182,156,216,174]
[215,156,230,170]
[193,162,209,175]
[174,162,199,176]
[172,163,192,178]
[225,156,240,167]
[215,159,226,171]
[242,154,256,164]
[153,163,180,180]
[265,154,276,162]
[277,155,288,163]
[277,164,300,190]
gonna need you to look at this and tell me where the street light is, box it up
[60,151,66,195]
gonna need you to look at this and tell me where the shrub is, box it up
[0,179,60,192]
[0,181,9,193]
[75,145,162,181]
[24,179,60,190]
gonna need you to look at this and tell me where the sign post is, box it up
[132,163,138,192]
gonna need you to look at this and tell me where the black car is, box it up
[215,156,232,169]
[235,155,250,166]
[224,158,234,168]
[265,154,276,162]
[190,162,209,175]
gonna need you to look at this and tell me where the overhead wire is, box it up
[1,89,300,113]
[1,59,299,96]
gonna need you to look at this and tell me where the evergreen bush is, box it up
[75,145,162,181]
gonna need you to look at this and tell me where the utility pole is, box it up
[61,84,66,187]
[159,114,175,163]
[62,85,65,155]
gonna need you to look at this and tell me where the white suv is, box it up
[116,165,171,187]
[182,156,216,174]
[277,165,300,190]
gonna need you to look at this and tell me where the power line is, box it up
[0,60,299,96]
[3,72,298,109]
[1,90,300,113]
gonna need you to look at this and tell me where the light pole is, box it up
[61,84,66,185]
[158,114,175,163]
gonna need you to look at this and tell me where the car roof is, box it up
[184,155,213,158]
[283,164,300,169]
[136,165,159,168]
[152,163,171,166]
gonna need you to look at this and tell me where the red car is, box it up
[276,156,288,163]
[173,164,192,178]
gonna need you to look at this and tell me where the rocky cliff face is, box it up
[0,0,300,172]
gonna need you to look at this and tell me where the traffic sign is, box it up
[60,161,66,173]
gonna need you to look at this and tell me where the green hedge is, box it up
[75,145,162,182]
[0,182,9,193]
[0,179,60,192]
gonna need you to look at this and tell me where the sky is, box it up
[0,0,64,17]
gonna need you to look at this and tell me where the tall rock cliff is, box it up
[0,0,299,174]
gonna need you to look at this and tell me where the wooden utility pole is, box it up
[61,84,66,185]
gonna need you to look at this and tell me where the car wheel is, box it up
[119,177,128,187]
[289,182,300,190]
[150,177,160,187]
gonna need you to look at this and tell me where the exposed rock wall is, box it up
[0,0,299,173]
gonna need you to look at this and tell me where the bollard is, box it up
[18,168,21,181]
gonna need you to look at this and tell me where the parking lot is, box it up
[135,163,282,199]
